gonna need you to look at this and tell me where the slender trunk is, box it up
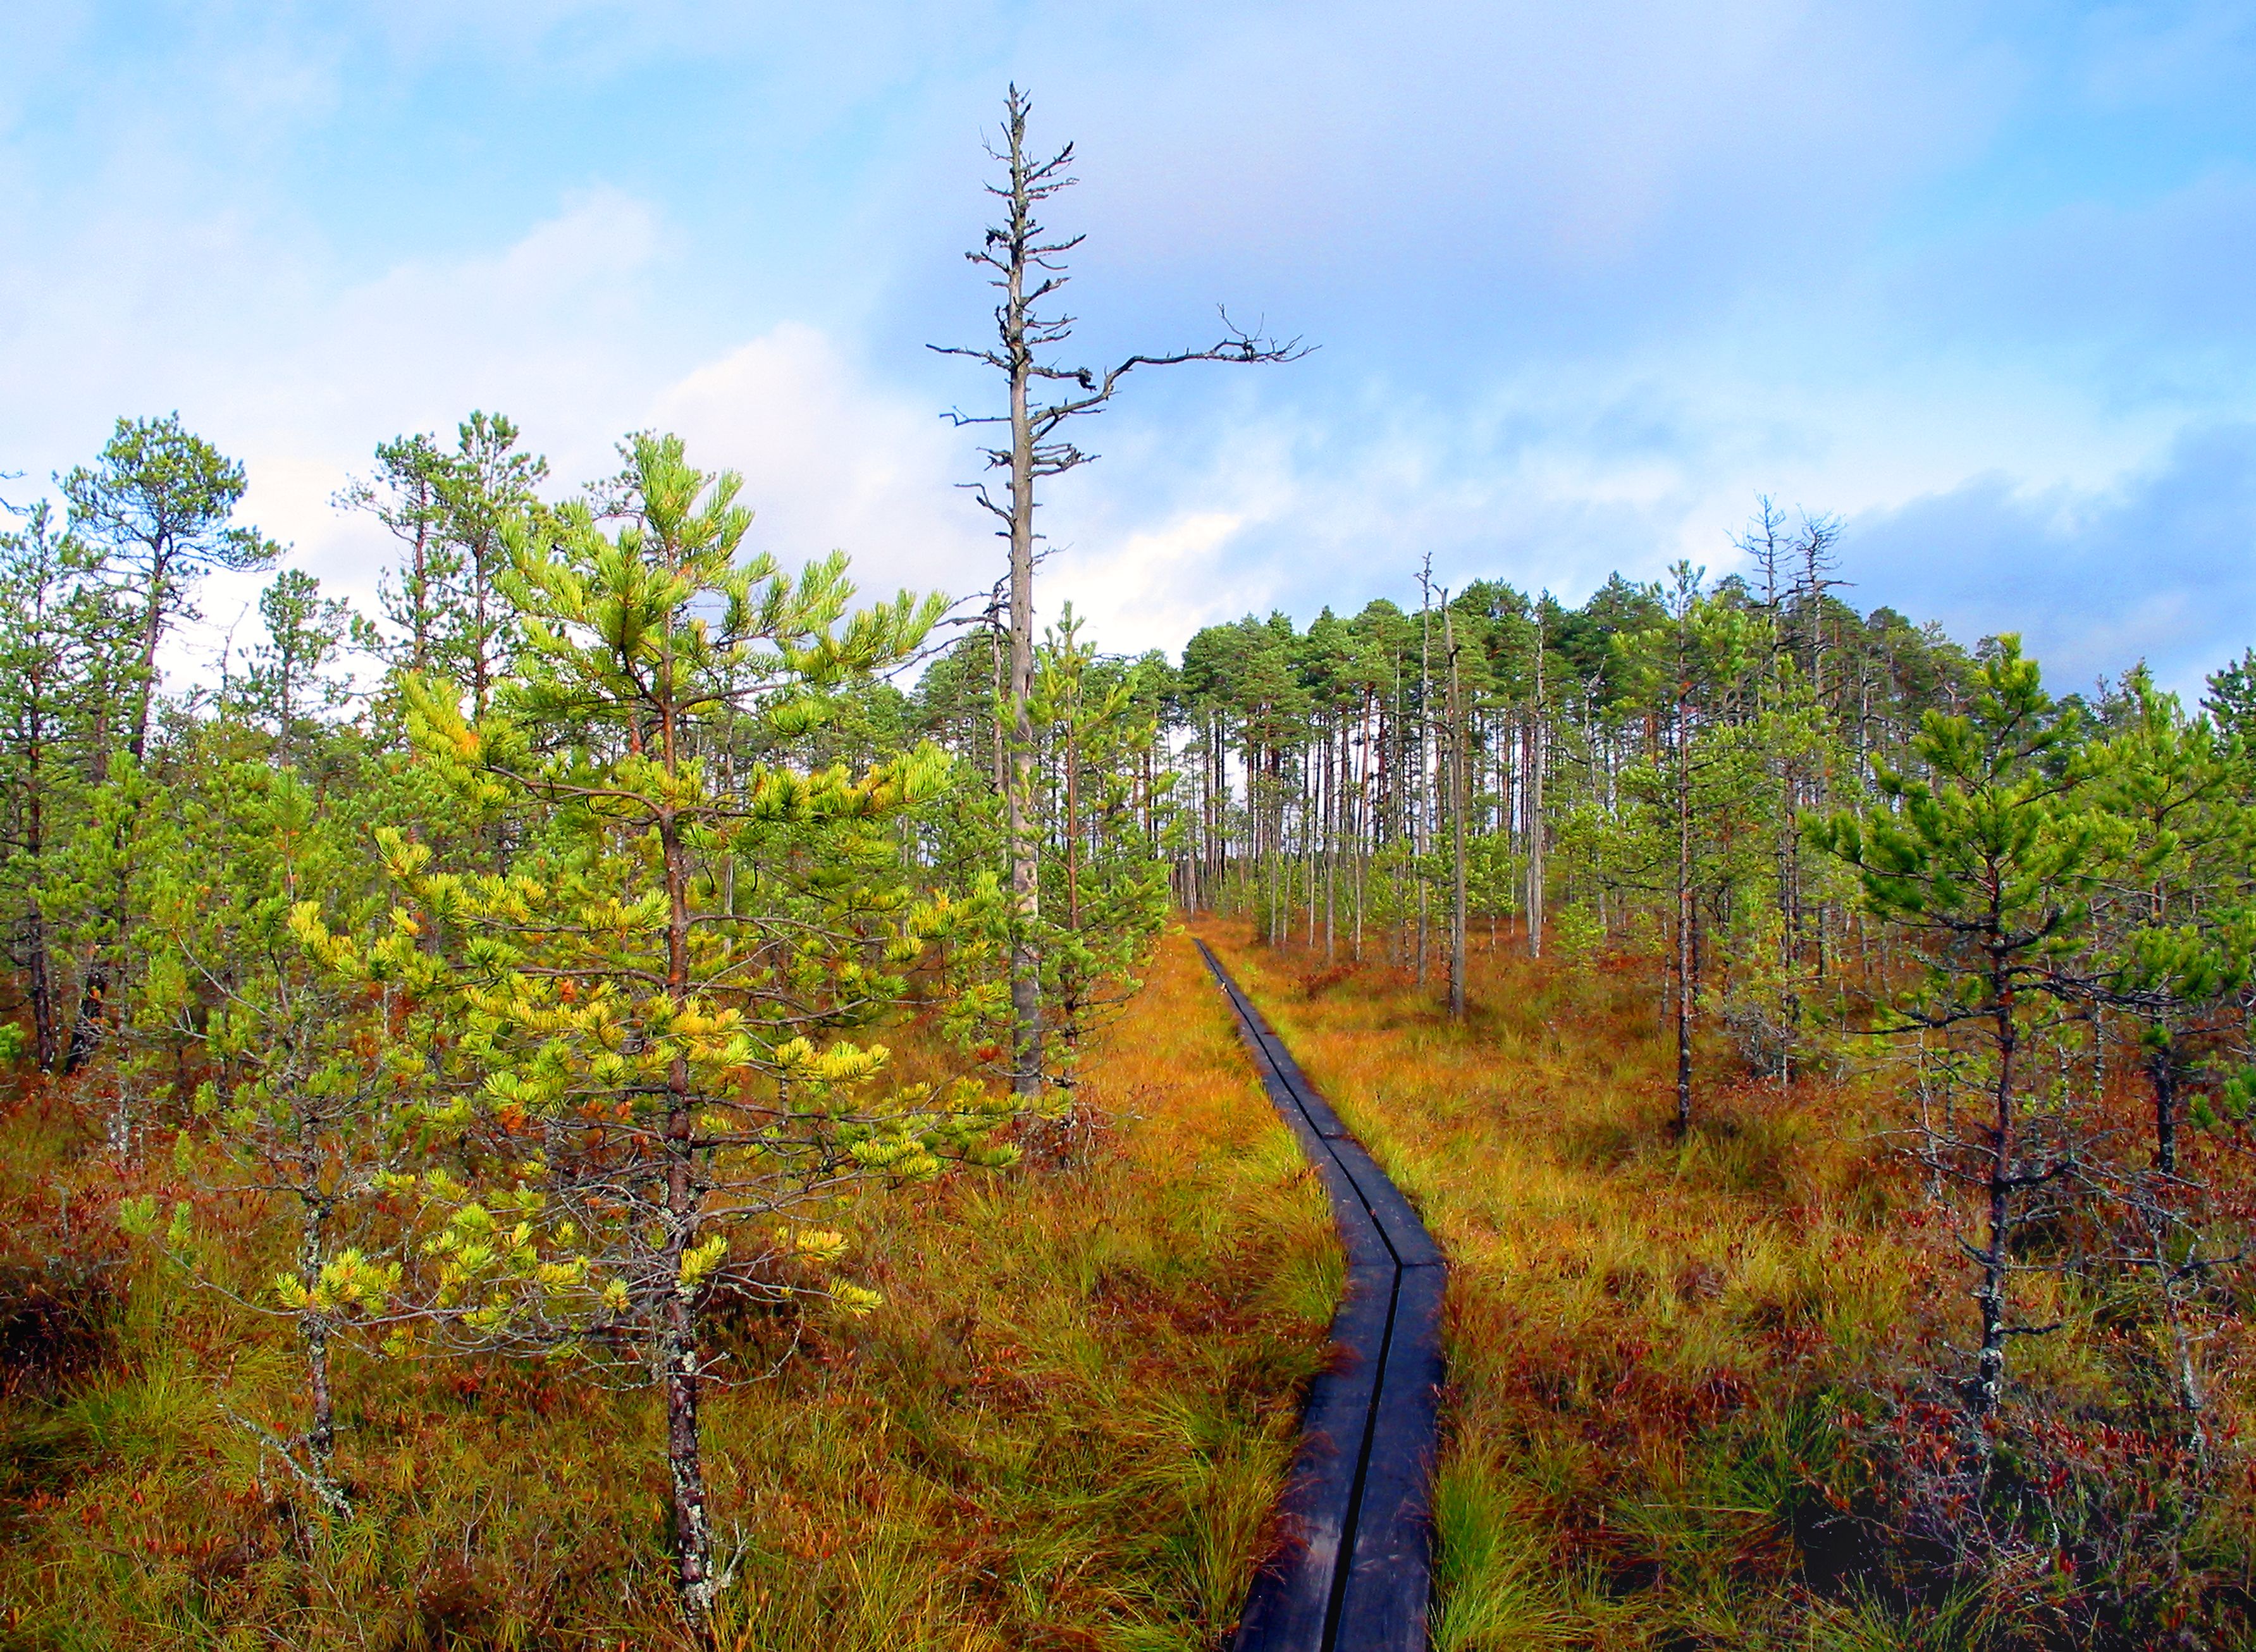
[1355,696,1371,962]
[24,898,56,1071]
[1446,612,1467,1021]
[303,1314,338,1501]
[22,731,58,1069]
[128,574,164,766]
[2145,1203,2209,1453]
[1324,725,1338,963]
[1973,947,2018,1419]
[2151,1044,2178,1178]
[658,660,715,1612]
[1004,200,1044,1098]
[1527,611,1546,958]
[662,1307,711,1614]
[292,1168,348,1514]
[1416,592,1432,985]
[1675,689,1694,1135]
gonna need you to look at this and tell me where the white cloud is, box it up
[1053,510,1261,655]
[648,323,993,607]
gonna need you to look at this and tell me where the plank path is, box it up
[1197,940,1447,1652]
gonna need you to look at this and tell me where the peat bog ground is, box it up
[0,934,1333,1651]
[1195,917,1936,1651]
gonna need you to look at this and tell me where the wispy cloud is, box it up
[3,1,2253,694]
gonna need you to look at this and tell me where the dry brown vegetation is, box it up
[0,933,1333,1651]
[1195,916,2256,1651]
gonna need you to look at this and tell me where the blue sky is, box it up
[3,1,2253,695]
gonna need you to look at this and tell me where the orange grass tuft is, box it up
[0,931,1334,1650]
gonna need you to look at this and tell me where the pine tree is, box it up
[59,416,280,1071]
[235,569,366,768]
[2088,670,2248,1176]
[328,432,1013,1620]
[123,751,417,1516]
[1811,638,2110,1415]
[1026,606,1173,1083]
[0,505,102,1070]
[1612,564,1760,1133]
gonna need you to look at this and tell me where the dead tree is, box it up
[932,84,1305,1096]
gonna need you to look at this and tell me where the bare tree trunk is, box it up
[303,1316,337,1495]
[937,85,1299,1001]
[1324,724,1338,963]
[2138,1197,2210,1454]
[1973,959,2018,1419]
[1355,696,1371,962]
[662,1306,712,1614]
[1001,175,1046,1099]
[1527,605,1547,958]
[658,685,715,1613]
[1446,610,1467,1021]
[1416,577,1433,987]
[293,1180,346,1513]
[1675,689,1694,1136]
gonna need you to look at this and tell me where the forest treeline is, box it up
[1091,504,2256,1640]
[11,406,2256,1641]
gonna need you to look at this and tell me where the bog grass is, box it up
[0,932,1334,1650]
[1195,918,1937,1651]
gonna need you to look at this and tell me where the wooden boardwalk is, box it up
[1195,941,1447,1652]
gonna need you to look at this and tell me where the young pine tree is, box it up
[1611,564,1761,1133]
[2087,670,2249,1176]
[1026,606,1173,1087]
[60,416,280,1070]
[1811,638,2110,1416]
[329,433,1015,1621]
[123,743,417,1517]
[235,569,367,768]
[0,504,102,1071]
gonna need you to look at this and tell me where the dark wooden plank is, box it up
[1324,1138,1447,1271]
[1230,1260,1391,1651]
[1333,1261,1447,1651]
[1195,939,1448,1652]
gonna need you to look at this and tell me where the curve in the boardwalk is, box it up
[1195,939,1446,1652]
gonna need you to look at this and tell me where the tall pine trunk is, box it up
[1674,684,1694,1135]
[1446,610,1467,1021]
[1527,608,1546,958]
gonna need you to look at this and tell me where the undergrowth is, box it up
[0,932,1334,1651]
[1197,918,2256,1651]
